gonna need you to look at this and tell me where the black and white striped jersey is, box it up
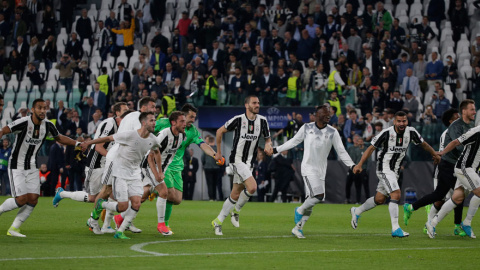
[434,129,448,179]
[456,126,480,171]
[224,113,270,166]
[86,117,119,169]
[141,127,186,172]
[8,116,59,170]
[371,126,423,174]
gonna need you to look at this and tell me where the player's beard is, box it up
[34,111,45,120]
[248,105,259,115]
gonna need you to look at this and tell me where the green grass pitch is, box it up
[0,196,479,269]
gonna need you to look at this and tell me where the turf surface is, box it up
[0,196,478,269]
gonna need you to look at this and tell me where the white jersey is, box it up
[224,113,270,166]
[105,111,141,160]
[456,125,480,171]
[141,127,186,172]
[434,129,448,179]
[8,116,60,170]
[86,117,119,169]
[111,130,159,180]
[276,123,354,179]
[371,126,423,174]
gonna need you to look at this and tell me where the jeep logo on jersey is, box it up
[389,146,407,153]
[241,134,258,141]
[25,138,42,145]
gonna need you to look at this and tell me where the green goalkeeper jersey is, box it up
[154,118,205,172]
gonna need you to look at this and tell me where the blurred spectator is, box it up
[343,110,364,145]
[228,67,245,106]
[26,62,44,89]
[433,88,451,118]
[386,90,404,113]
[361,46,381,84]
[11,12,27,41]
[397,40,423,64]
[362,113,375,142]
[309,63,328,105]
[60,0,74,32]
[56,54,76,94]
[87,111,102,136]
[90,82,107,114]
[448,0,468,42]
[65,136,85,191]
[421,104,437,124]
[425,51,444,87]
[76,9,93,46]
[268,150,294,203]
[77,96,98,124]
[411,16,436,44]
[151,30,169,53]
[96,20,111,61]
[150,46,166,75]
[28,36,42,68]
[442,55,459,108]
[393,53,413,87]
[42,35,56,70]
[65,33,83,61]
[372,2,392,32]
[111,14,135,57]
[328,91,342,116]
[403,90,419,123]
[0,138,11,196]
[413,52,427,94]
[401,68,420,97]
[345,135,369,204]
[171,77,186,108]
[202,136,223,201]
[15,36,28,68]
[204,68,219,105]
[117,0,133,21]
[253,150,269,202]
[0,13,8,40]
[163,62,179,84]
[75,60,92,98]
[39,163,52,196]
[48,141,66,194]
[69,110,87,136]
[113,62,131,91]
[183,148,198,201]
[176,11,191,37]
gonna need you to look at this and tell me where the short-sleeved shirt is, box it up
[112,130,159,180]
[142,127,186,172]
[8,116,59,170]
[86,117,119,169]
[371,126,423,174]
[154,118,204,172]
[442,118,474,165]
[105,111,141,161]
[456,126,480,171]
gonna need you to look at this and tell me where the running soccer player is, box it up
[425,119,480,238]
[86,112,161,239]
[0,99,84,237]
[350,111,440,237]
[211,95,273,236]
[153,104,217,234]
[403,100,476,236]
[52,102,128,206]
[273,105,355,238]
[88,97,156,234]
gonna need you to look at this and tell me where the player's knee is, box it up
[452,196,464,205]
[27,198,38,206]
[131,201,141,210]
[15,196,27,206]
[158,188,167,199]
[117,202,128,212]
[390,190,401,201]
[87,195,96,203]
[246,186,256,195]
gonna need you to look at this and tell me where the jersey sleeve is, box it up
[276,125,305,153]
[190,125,205,145]
[113,131,130,145]
[261,117,270,139]
[409,128,424,145]
[224,116,240,131]
[371,129,388,148]
[332,129,355,167]
[458,126,480,145]
[46,120,60,137]
[7,117,28,133]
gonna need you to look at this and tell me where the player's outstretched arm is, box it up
[85,136,115,148]
[0,126,11,138]
[200,143,217,160]
[332,130,355,169]
[438,139,460,157]
[215,126,228,161]
[273,125,305,154]
[420,141,441,164]
[353,145,375,174]
[55,134,82,147]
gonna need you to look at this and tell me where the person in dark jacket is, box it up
[65,137,86,192]
[254,150,269,202]
[268,150,295,202]
[202,136,224,201]
[183,148,199,200]
[47,141,66,195]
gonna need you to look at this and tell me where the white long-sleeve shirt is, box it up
[275,123,355,179]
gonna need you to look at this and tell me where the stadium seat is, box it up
[47,68,59,81]
[2,101,15,122]
[459,60,473,80]
[88,4,98,21]
[36,11,44,34]
[456,34,470,56]
[394,0,408,18]
[0,79,5,92]
[83,39,92,57]
[8,74,19,92]
[440,29,453,44]
[19,80,32,93]
[98,9,110,22]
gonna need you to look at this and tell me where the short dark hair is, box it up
[139,111,154,123]
[244,95,259,104]
[395,111,407,118]
[441,108,459,127]
[113,102,127,115]
[32,98,45,108]
[405,90,413,95]
[459,99,475,112]
[0,93,3,100]
[180,103,198,114]
[120,109,134,119]
[169,111,185,123]
[139,97,155,109]
[374,122,383,127]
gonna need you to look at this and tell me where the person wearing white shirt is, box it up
[273,105,355,238]
[401,68,420,97]
[87,112,102,136]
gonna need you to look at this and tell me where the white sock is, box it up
[102,201,118,212]
[432,199,457,227]
[157,197,167,223]
[389,200,400,231]
[0,198,20,214]
[12,204,35,228]
[355,197,377,215]
[427,204,439,223]
[61,191,88,202]
[296,208,313,230]
[118,207,138,232]
[234,189,252,212]
[102,210,115,229]
[463,195,480,226]
[297,197,321,215]
[217,196,237,223]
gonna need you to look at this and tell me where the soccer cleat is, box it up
[101,226,116,234]
[392,228,409,238]
[89,218,104,235]
[425,204,431,215]
[53,187,64,207]
[7,226,26,237]
[157,222,173,236]
[231,210,240,228]
[100,209,106,222]
[454,224,467,237]
[294,207,303,225]
[461,223,476,239]
[403,203,413,226]
[291,227,306,239]
[425,221,436,239]
[127,223,142,233]
[212,218,223,236]
[114,231,130,239]
[92,199,105,220]
[423,225,428,235]
[114,214,124,230]
[167,226,174,235]
[350,207,360,229]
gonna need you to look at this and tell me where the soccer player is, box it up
[86,112,161,239]
[426,117,480,238]
[273,105,355,238]
[403,100,476,236]
[0,99,84,237]
[153,104,217,234]
[350,111,440,237]
[88,97,156,234]
[211,95,273,236]
[52,102,128,207]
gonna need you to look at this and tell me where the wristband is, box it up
[75,141,81,147]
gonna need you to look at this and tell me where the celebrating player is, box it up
[273,105,355,238]
[0,99,84,237]
[351,111,440,237]
[211,95,273,236]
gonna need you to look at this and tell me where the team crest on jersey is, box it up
[397,138,402,144]
[255,125,260,132]
[389,135,395,141]
[249,125,253,132]
[242,121,246,129]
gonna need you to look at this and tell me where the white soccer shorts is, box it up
[101,158,114,185]
[112,177,143,202]
[8,169,40,197]
[84,167,104,195]
[230,162,253,184]
[376,170,400,196]
[142,167,163,187]
[454,168,480,191]
[303,174,325,198]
